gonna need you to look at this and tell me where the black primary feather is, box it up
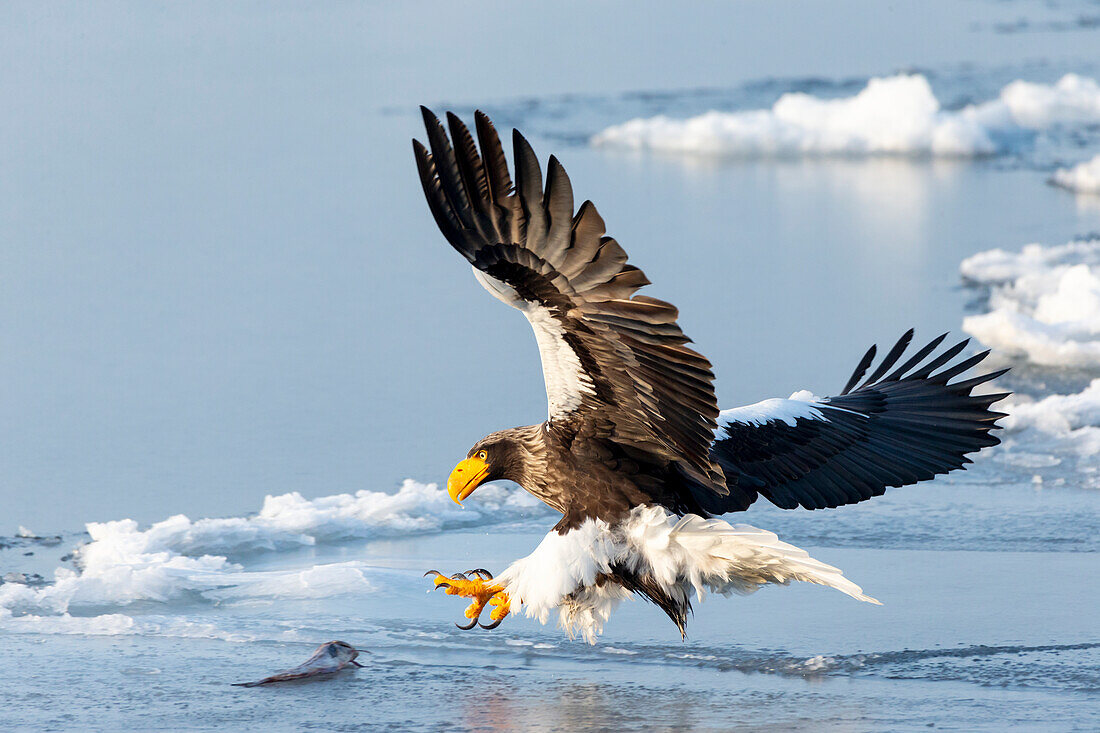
[705,333,1008,513]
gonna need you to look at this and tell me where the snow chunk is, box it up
[593,74,1100,158]
[0,479,545,622]
[1003,380,1100,443]
[0,609,251,640]
[996,381,1100,484]
[961,240,1100,367]
[1051,153,1100,194]
[998,74,1100,128]
[70,478,541,561]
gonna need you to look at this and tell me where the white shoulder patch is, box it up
[472,267,595,418]
[714,393,829,438]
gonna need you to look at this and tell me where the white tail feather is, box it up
[663,514,880,604]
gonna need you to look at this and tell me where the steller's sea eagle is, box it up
[413,108,1008,642]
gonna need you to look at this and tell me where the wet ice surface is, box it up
[3,0,1100,730]
[8,638,1091,732]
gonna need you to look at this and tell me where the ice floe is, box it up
[1001,380,1100,463]
[1051,153,1100,193]
[960,239,1100,486]
[991,379,1100,488]
[0,479,544,624]
[0,611,252,639]
[126,478,544,558]
[592,74,1100,158]
[961,240,1100,368]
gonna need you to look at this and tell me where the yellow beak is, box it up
[447,456,490,505]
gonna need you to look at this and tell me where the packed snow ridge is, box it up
[961,239,1100,368]
[995,379,1100,488]
[1001,380,1100,462]
[1051,153,1100,193]
[592,74,1100,157]
[0,479,544,627]
[961,239,1100,486]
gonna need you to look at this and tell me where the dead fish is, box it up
[233,641,364,687]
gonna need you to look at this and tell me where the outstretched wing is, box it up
[414,108,723,490]
[705,330,1009,512]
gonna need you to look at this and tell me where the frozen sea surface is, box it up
[2,1,1100,731]
[2,514,1098,730]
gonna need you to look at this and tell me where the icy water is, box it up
[3,1,1100,731]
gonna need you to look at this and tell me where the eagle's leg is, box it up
[424,570,511,630]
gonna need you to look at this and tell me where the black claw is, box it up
[467,568,493,580]
[434,582,452,590]
[478,618,503,630]
[423,570,442,578]
[455,617,479,630]
[451,572,468,580]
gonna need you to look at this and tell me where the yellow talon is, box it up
[425,570,511,629]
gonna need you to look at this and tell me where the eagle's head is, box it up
[447,430,530,505]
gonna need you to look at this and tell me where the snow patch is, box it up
[799,655,837,673]
[961,239,1100,485]
[961,240,1100,367]
[997,381,1100,483]
[0,610,252,640]
[0,479,544,623]
[593,74,1100,158]
[998,74,1100,128]
[1051,153,1100,194]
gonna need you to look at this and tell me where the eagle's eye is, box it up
[477,450,488,461]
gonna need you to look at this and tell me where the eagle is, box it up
[413,108,1008,642]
